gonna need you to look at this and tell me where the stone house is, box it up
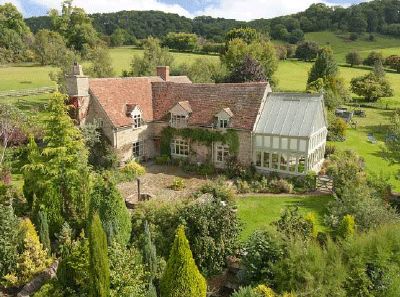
[66,63,327,175]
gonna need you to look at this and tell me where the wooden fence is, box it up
[0,86,57,98]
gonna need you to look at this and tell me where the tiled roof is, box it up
[152,82,269,130]
[89,75,192,128]
[89,77,160,127]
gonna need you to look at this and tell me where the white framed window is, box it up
[133,141,144,157]
[170,114,187,128]
[216,145,229,162]
[272,137,279,149]
[256,135,263,147]
[264,136,271,148]
[281,138,288,150]
[133,114,142,129]
[290,139,297,150]
[171,139,189,156]
[218,118,229,129]
[299,139,307,152]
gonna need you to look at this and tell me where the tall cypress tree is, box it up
[143,220,157,282]
[0,187,19,278]
[160,225,207,297]
[37,209,51,253]
[89,213,110,297]
[90,173,131,246]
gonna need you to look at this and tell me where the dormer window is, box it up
[171,114,187,128]
[133,114,141,129]
[216,108,234,130]
[169,101,192,129]
[126,104,143,129]
[219,118,229,129]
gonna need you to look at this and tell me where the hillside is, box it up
[25,0,400,42]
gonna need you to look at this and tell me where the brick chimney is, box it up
[157,66,170,81]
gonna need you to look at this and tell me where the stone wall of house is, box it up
[114,124,154,162]
[236,130,253,166]
[86,94,115,146]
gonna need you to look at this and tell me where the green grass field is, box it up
[110,46,220,76]
[0,65,55,91]
[236,194,333,239]
[305,31,400,63]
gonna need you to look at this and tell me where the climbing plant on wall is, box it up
[160,127,239,156]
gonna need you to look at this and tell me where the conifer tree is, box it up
[143,220,158,282]
[0,188,19,278]
[306,47,349,109]
[37,209,51,253]
[160,225,207,297]
[5,218,52,286]
[307,47,338,84]
[90,173,131,245]
[89,213,110,297]
[23,93,91,236]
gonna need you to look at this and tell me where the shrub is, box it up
[254,285,277,297]
[160,225,207,297]
[346,51,362,67]
[274,207,314,241]
[242,230,283,285]
[199,178,236,202]
[325,143,336,157]
[155,155,171,165]
[170,178,185,191]
[109,241,146,297]
[363,51,384,66]
[120,160,145,181]
[269,179,293,194]
[336,214,355,239]
[251,177,270,193]
[4,218,52,287]
[236,179,251,194]
[232,287,259,297]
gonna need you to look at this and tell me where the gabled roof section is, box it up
[254,93,326,137]
[152,82,269,130]
[216,107,234,118]
[89,77,159,127]
[89,75,190,128]
[169,101,193,115]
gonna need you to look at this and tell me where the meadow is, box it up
[236,194,333,239]
[304,31,400,63]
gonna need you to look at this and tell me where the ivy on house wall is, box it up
[160,127,239,156]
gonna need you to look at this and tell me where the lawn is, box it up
[109,46,220,76]
[305,31,400,63]
[0,64,55,91]
[277,60,400,108]
[331,108,400,192]
[236,194,333,240]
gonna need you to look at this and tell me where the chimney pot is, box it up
[157,66,170,81]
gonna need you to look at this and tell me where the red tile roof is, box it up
[89,76,192,128]
[152,82,269,130]
[89,77,161,127]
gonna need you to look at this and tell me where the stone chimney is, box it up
[157,66,170,81]
[66,62,89,97]
[66,63,90,126]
